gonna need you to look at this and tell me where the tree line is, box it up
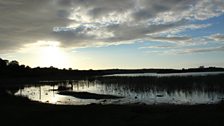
[0,58,104,79]
[1,57,224,79]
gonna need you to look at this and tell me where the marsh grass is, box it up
[96,74,224,93]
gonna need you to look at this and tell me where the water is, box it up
[104,71,224,77]
[15,79,224,105]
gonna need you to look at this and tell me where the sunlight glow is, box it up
[39,43,67,68]
[22,40,73,68]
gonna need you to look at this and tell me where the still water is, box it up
[15,79,224,105]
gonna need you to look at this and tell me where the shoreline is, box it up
[1,94,224,126]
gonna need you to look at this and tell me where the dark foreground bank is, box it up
[0,91,224,126]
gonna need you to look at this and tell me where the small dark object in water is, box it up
[156,94,164,97]
[58,91,124,100]
[135,96,138,99]
[58,85,72,91]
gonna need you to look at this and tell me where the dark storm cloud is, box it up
[0,0,72,52]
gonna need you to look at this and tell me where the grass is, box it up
[96,74,224,93]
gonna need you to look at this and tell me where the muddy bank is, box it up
[1,92,224,126]
[58,91,124,99]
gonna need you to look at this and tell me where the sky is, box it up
[0,0,224,70]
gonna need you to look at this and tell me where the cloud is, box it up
[208,34,224,42]
[139,45,174,49]
[152,24,211,35]
[144,46,224,55]
[0,0,224,53]
[178,46,224,54]
[191,0,224,20]
[0,0,72,52]
[143,34,209,47]
[147,36,192,44]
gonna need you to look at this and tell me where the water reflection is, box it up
[15,80,224,105]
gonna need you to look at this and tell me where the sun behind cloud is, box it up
[22,41,72,68]
[39,42,68,68]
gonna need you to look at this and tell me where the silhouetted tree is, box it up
[20,65,26,69]
[0,58,8,68]
[25,66,31,69]
[199,66,204,69]
[8,60,19,67]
